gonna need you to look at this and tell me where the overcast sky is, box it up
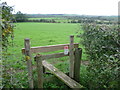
[1,0,120,16]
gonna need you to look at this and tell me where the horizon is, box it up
[1,0,119,16]
[24,13,118,16]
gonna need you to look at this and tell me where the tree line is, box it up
[14,12,117,24]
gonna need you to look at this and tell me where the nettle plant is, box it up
[80,23,120,88]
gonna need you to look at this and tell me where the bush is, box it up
[1,2,14,50]
[79,24,120,88]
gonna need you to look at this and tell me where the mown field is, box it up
[5,22,88,88]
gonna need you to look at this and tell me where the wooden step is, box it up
[42,60,84,88]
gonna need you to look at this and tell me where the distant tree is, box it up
[51,19,56,23]
[71,20,77,23]
[78,20,81,23]
[15,11,28,22]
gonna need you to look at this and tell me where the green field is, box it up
[9,23,83,54]
[7,22,86,68]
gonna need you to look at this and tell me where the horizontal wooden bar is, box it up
[34,52,69,61]
[22,43,79,54]
[42,60,84,88]
[37,52,69,60]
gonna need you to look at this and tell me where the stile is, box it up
[24,38,34,88]
[69,35,75,78]
[74,48,82,82]
[22,35,85,88]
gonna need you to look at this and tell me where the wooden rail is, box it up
[35,52,69,60]
[22,43,79,54]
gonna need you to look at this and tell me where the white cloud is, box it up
[1,0,119,15]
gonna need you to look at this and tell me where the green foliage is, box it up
[15,11,28,22]
[2,71,28,88]
[1,2,16,88]
[1,2,14,50]
[80,24,120,88]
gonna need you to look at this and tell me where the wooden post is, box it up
[35,55,43,88]
[24,38,33,88]
[69,35,75,78]
[74,48,82,82]
[43,66,46,73]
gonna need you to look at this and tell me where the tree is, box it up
[15,11,28,22]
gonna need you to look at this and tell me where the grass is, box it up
[9,22,84,54]
[5,22,87,88]
[7,22,87,69]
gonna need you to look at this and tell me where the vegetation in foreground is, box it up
[79,24,120,88]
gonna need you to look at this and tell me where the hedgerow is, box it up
[80,24,120,88]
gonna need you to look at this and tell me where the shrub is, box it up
[79,24,120,88]
[1,2,14,50]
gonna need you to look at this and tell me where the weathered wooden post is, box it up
[35,55,43,88]
[69,35,75,78]
[74,48,82,82]
[24,38,33,88]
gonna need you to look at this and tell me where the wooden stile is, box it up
[22,35,84,88]
[24,38,33,88]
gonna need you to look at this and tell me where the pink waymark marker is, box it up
[64,46,69,55]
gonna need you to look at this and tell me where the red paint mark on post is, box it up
[64,46,69,55]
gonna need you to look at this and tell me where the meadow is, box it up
[8,22,87,57]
